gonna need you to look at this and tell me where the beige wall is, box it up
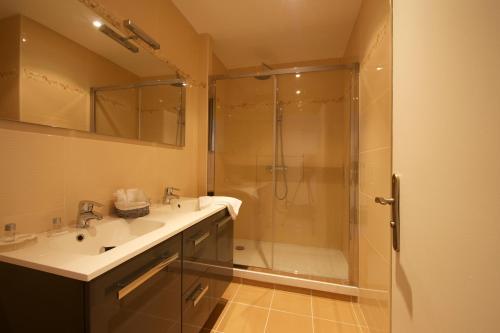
[392,0,500,332]
[344,0,392,331]
[0,16,20,121]
[0,0,209,233]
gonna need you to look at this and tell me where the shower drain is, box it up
[235,245,245,251]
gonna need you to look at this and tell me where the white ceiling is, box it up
[172,0,362,69]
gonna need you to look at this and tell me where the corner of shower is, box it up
[208,64,360,296]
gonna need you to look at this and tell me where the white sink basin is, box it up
[46,218,164,256]
[150,198,201,215]
[169,198,200,213]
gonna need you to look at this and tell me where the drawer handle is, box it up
[192,231,210,247]
[118,252,179,300]
[216,216,232,230]
[191,284,209,307]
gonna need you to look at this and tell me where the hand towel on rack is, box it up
[198,196,242,219]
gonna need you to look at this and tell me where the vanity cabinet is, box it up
[88,234,182,333]
[182,209,233,333]
[0,262,86,333]
[0,209,233,333]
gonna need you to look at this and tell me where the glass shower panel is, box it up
[272,70,352,283]
[213,76,275,269]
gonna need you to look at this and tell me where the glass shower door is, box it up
[213,76,276,269]
[271,70,353,283]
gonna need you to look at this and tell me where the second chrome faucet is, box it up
[163,187,180,204]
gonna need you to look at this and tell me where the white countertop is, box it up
[0,202,226,281]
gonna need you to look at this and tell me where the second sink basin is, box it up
[151,197,201,215]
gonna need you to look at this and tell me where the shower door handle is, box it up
[375,174,401,252]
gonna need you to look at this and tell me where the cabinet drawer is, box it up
[182,277,213,333]
[213,216,234,301]
[88,234,182,333]
[182,218,216,293]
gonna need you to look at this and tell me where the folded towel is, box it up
[114,188,149,211]
[198,196,242,220]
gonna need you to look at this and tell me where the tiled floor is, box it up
[205,279,369,333]
[234,238,349,280]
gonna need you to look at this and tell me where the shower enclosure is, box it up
[209,64,358,286]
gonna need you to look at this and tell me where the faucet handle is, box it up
[78,200,104,213]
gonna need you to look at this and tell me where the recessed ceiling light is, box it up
[296,90,301,95]
[376,66,384,71]
[295,73,301,78]
[92,20,103,28]
[21,37,27,43]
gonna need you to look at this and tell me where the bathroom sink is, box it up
[169,198,200,213]
[46,218,164,256]
[151,197,201,215]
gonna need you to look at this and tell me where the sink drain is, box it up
[235,245,245,251]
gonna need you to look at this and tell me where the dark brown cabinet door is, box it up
[88,234,182,333]
[213,215,234,301]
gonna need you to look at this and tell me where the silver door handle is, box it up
[192,231,210,247]
[191,284,209,307]
[117,252,179,300]
[217,216,232,231]
[375,174,401,252]
[375,197,394,205]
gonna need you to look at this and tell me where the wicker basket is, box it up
[115,205,150,218]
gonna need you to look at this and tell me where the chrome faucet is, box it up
[163,187,180,204]
[76,200,103,228]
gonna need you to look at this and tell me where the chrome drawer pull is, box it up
[118,252,179,300]
[192,285,209,307]
[193,231,210,247]
[216,216,232,230]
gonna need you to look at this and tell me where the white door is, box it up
[392,0,500,332]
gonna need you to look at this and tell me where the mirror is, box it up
[0,0,185,146]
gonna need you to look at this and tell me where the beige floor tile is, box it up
[312,292,358,325]
[265,310,313,333]
[314,319,363,333]
[271,287,312,316]
[216,303,268,333]
[233,283,274,307]
[221,282,241,301]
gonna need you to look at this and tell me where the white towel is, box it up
[198,196,242,220]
